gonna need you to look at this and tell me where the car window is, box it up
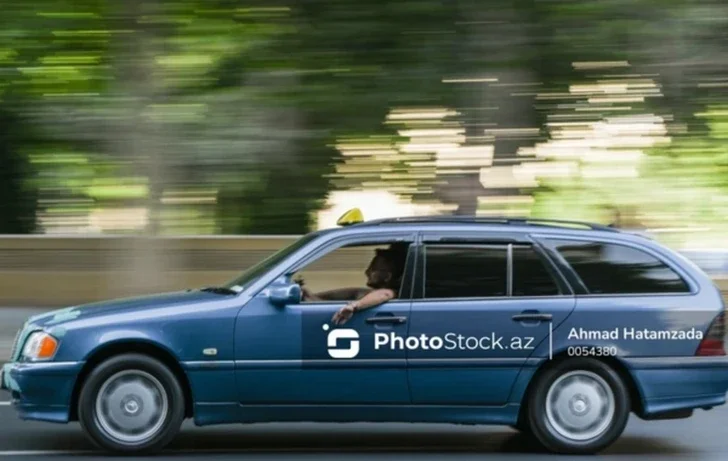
[424,245,507,299]
[294,241,411,302]
[549,240,690,294]
[512,245,561,296]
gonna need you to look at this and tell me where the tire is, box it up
[77,353,185,455]
[510,415,532,434]
[526,358,630,455]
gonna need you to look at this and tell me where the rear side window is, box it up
[422,244,562,299]
[549,240,690,294]
[424,245,507,298]
[512,246,560,296]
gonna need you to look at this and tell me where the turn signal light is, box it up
[22,332,59,361]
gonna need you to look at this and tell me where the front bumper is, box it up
[1,361,83,423]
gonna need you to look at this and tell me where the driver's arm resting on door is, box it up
[331,288,396,325]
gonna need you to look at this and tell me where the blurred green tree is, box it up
[0,0,727,237]
[207,0,461,232]
[0,108,39,233]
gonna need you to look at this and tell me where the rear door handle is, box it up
[512,313,552,322]
[366,316,407,325]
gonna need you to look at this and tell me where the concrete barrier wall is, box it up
[0,236,724,307]
[0,236,382,306]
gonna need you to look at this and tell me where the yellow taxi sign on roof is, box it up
[336,208,364,226]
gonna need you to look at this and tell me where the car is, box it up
[2,210,728,455]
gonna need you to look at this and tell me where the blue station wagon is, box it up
[3,212,728,455]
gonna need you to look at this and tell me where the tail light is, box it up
[696,310,726,356]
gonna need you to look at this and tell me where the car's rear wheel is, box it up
[78,353,185,454]
[527,358,630,454]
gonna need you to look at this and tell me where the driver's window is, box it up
[292,241,410,303]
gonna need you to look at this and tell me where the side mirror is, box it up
[269,283,302,307]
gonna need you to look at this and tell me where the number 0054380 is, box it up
[567,346,618,357]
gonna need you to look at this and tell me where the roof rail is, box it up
[354,215,620,232]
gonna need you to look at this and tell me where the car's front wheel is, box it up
[78,353,185,454]
[527,358,630,454]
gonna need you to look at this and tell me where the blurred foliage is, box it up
[0,0,727,244]
[0,109,39,233]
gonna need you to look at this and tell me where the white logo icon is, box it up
[323,324,360,359]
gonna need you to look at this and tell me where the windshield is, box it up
[222,232,322,291]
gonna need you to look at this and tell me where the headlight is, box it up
[21,332,59,361]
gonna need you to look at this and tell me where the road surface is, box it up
[0,308,32,361]
[0,400,725,460]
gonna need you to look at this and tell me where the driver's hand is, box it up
[332,304,356,325]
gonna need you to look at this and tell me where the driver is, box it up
[300,245,407,325]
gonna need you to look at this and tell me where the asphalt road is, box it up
[0,400,726,460]
[0,308,33,361]
[1,308,728,460]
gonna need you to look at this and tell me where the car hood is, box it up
[26,290,229,328]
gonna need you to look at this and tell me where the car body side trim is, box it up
[624,356,728,369]
[182,361,235,371]
[231,358,542,369]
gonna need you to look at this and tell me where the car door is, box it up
[234,232,416,405]
[406,231,576,405]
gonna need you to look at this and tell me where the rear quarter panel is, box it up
[550,294,717,358]
[526,232,728,416]
[534,232,722,358]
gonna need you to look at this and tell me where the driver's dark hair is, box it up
[374,244,408,290]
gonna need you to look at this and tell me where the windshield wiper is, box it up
[200,286,239,295]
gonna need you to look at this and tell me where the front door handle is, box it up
[512,313,552,322]
[366,316,407,325]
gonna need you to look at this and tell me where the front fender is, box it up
[49,301,239,363]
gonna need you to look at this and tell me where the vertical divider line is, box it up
[507,243,513,297]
